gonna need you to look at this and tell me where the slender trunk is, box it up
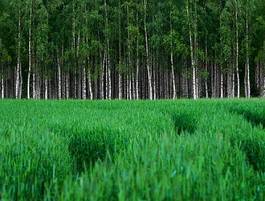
[153,55,157,100]
[245,13,250,98]
[220,72,224,98]
[136,46,139,100]
[194,1,198,99]
[170,50,176,99]
[262,75,265,97]
[215,63,218,97]
[78,69,82,99]
[232,72,235,98]
[100,52,104,99]
[82,64,86,99]
[132,74,135,99]
[65,72,69,99]
[118,0,122,100]
[1,77,4,99]
[1,66,3,99]
[118,74,122,99]
[104,0,111,99]
[88,68,93,100]
[144,0,153,100]
[19,61,23,98]
[36,70,40,99]
[73,68,77,99]
[128,73,132,100]
[57,51,61,100]
[186,2,196,99]
[72,2,76,98]
[205,40,209,98]
[135,11,140,100]
[44,77,48,100]
[235,3,240,98]
[27,1,32,99]
[16,11,22,99]
[32,71,36,99]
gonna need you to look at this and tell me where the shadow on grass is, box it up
[68,128,118,174]
[170,113,197,135]
[229,108,265,172]
[230,108,265,128]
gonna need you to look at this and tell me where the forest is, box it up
[0,0,265,100]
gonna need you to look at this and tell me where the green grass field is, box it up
[0,100,265,201]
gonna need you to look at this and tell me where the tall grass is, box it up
[0,99,264,200]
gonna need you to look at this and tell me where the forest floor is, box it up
[0,99,265,200]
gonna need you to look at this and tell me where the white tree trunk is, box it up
[236,3,240,98]
[129,74,132,100]
[118,73,122,99]
[32,72,36,99]
[144,0,153,100]
[136,61,139,100]
[19,62,23,98]
[66,72,69,99]
[245,16,251,98]
[220,72,224,98]
[15,63,20,99]
[88,69,93,100]
[44,77,48,100]
[15,12,21,99]
[57,54,61,100]
[36,71,40,99]
[100,53,104,99]
[27,34,32,99]
[205,80,209,98]
[82,65,86,99]
[1,74,4,99]
[27,4,32,99]
[187,3,197,100]
[107,59,111,99]
[171,51,176,99]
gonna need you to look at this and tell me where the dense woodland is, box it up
[0,0,265,100]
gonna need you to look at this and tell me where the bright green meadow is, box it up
[0,100,265,201]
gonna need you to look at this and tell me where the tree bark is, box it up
[186,1,197,100]
[104,0,111,100]
[135,11,140,100]
[15,10,22,99]
[170,50,176,99]
[32,71,36,99]
[88,68,93,100]
[82,64,87,100]
[170,12,177,99]
[220,72,224,98]
[1,65,4,99]
[57,51,62,100]
[44,77,48,100]
[205,40,209,98]
[235,2,240,98]
[136,44,139,100]
[27,1,32,99]
[144,0,153,100]
[66,71,69,99]
[244,12,251,98]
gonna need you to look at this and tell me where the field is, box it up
[0,100,265,201]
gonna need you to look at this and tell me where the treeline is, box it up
[0,0,265,100]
